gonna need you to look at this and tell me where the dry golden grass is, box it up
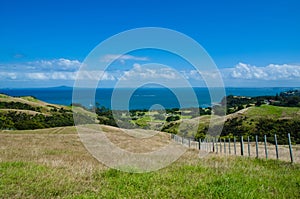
[99,125,170,153]
[1,124,298,174]
[0,127,104,173]
[0,125,179,173]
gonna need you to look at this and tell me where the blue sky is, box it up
[0,0,300,88]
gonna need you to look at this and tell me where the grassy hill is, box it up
[0,125,299,198]
[245,104,300,120]
[217,105,300,144]
[166,105,300,144]
[0,94,96,130]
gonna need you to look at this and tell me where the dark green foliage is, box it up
[166,108,180,114]
[96,106,117,127]
[219,117,251,137]
[255,101,262,107]
[222,95,254,108]
[0,112,74,130]
[0,101,41,112]
[274,95,300,107]
[212,105,226,116]
[222,90,300,114]
[166,115,180,122]
[0,108,95,130]
[161,122,179,134]
[255,118,300,144]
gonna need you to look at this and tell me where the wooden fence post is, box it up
[229,138,231,154]
[248,136,250,157]
[240,136,244,156]
[216,138,219,153]
[224,138,226,154]
[188,138,191,148]
[255,135,258,158]
[234,137,237,155]
[288,133,294,163]
[220,138,222,153]
[199,138,201,150]
[207,138,209,152]
[274,134,279,160]
[264,135,268,159]
[208,138,210,151]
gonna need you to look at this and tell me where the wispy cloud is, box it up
[0,58,83,81]
[27,58,82,72]
[227,62,300,80]
[101,54,149,64]
[1,58,300,88]
[25,72,77,80]
[119,63,178,81]
[0,72,18,80]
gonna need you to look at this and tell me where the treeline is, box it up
[0,101,41,112]
[0,111,95,130]
[214,91,300,116]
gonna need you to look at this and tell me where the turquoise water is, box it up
[0,87,296,110]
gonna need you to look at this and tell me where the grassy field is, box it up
[245,105,300,120]
[1,126,300,198]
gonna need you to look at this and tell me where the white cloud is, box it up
[27,58,82,71]
[76,70,115,81]
[0,72,18,80]
[101,54,149,64]
[181,69,221,80]
[16,71,114,81]
[2,57,300,88]
[26,73,49,80]
[0,58,84,81]
[119,63,178,81]
[228,62,300,80]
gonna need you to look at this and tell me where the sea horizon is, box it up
[0,86,297,110]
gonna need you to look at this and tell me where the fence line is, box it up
[171,133,296,163]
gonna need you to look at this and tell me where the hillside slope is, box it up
[0,94,96,130]
[0,124,299,198]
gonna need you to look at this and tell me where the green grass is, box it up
[246,105,300,120]
[20,96,40,103]
[134,116,152,127]
[181,115,192,119]
[0,94,10,99]
[1,156,299,198]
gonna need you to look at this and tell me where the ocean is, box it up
[0,87,296,110]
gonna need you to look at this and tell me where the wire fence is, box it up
[171,133,299,163]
